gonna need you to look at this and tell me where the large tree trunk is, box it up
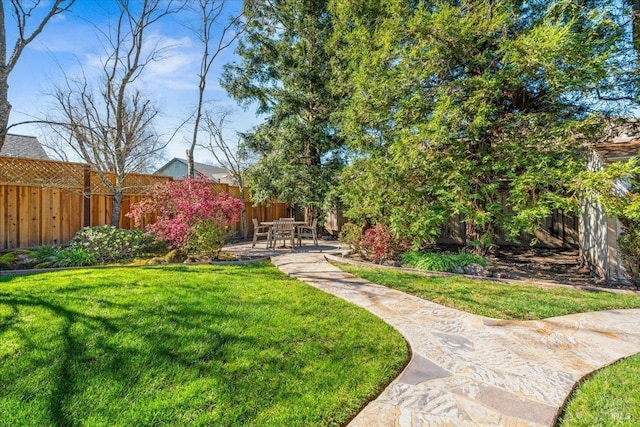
[464,220,494,256]
[0,2,9,152]
[0,71,10,152]
[111,187,124,227]
[186,148,194,177]
[187,74,206,178]
[304,205,320,226]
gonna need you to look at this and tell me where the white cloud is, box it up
[144,33,201,91]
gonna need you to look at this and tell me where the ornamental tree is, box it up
[128,176,243,252]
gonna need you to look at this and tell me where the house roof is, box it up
[594,138,640,161]
[155,158,236,184]
[0,134,49,160]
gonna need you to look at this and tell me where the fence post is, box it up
[83,164,91,227]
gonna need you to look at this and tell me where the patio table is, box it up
[260,221,306,248]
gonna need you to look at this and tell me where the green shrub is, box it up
[184,220,231,258]
[402,250,488,273]
[70,225,163,263]
[338,223,364,253]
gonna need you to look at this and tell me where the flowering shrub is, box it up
[360,224,410,264]
[128,176,243,253]
[70,225,160,263]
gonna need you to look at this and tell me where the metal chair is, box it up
[252,218,271,248]
[296,218,318,246]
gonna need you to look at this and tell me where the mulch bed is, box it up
[487,247,595,287]
[347,246,639,291]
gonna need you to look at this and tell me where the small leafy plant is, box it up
[50,248,96,267]
[32,246,95,268]
[402,250,488,273]
[338,223,364,253]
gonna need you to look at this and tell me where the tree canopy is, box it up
[330,0,628,251]
[222,0,343,221]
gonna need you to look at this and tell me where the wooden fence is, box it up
[0,156,289,250]
[325,207,578,248]
[437,210,579,248]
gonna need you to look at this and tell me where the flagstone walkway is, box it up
[225,241,640,426]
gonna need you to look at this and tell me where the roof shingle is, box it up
[0,134,49,160]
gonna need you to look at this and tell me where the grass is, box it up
[558,353,640,426]
[332,261,640,320]
[331,260,640,426]
[0,262,408,427]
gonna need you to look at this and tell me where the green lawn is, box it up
[332,261,640,427]
[332,261,640,320]
[0,262,408,427]
[559,353,640,427]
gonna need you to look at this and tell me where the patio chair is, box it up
[252,218,271,248]
[271,219,295,249]
[296,218,318,246]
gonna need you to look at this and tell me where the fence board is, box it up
[69,190,83,239]
[29,187,40,247]
[18,186,29,247]
[41,188,53,245]
[6,186,17,249]
[1,156,290,250]
[0,186,5,249]
[51,188,61,245]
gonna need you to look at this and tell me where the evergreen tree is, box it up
[222,0,342,222]
[330,0,625,253]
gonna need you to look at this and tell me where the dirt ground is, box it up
[486,247,597,287]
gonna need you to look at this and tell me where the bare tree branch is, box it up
[47,0,178,226]
[0,0,76,151]
[186,0,250,177]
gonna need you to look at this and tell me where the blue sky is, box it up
[6,0,261,167]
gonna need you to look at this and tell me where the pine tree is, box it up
[222,0,342,222]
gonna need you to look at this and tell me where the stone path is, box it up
[225,242,640,426]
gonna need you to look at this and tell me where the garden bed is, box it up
[339,245,637,291]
